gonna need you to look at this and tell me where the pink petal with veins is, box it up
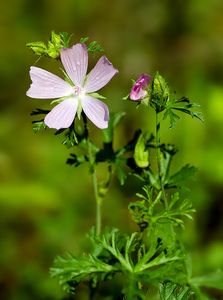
[130,74,151,101]
[26,67,73,99]
[81,95,109,129]
[61,43,88,86]
[84,56,118,93]
[44,97,78,130]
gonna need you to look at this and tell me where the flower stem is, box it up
[87,138,101,236]
[93,170,101,236]
[155,112,168,209]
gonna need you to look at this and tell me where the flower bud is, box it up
[51,31,62,46]
[134,133,149,168]
[149,72,169,112]
[130,74,151,101]
[26,41,47,56]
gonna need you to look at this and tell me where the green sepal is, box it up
[89,92,107,100]
[77,99,83,119]
[122,93,130,100]
[50,98,65,105]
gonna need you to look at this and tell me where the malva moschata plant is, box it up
[26,31,223,300]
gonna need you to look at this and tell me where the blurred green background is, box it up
[0,0,223,299]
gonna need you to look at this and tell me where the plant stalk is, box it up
[155,112,168,209]
[87,139,101,236]
[93,170,101,236]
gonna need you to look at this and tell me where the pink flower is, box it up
[130,74,151,101]
[26,43,118,129]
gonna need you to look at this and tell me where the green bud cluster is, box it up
[26,31,71,59]
[149,72,170,113]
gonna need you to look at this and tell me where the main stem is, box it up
[87,139,101,236]
[155,112,168,209]
[93,170,101,236]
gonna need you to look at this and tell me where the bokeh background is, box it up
[0,0,223,299]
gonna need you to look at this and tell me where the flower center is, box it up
[73,86,81,95]
[73,86,86,99]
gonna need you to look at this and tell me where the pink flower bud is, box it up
[130,74,151,101]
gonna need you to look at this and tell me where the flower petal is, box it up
[26,66,73,99]
[44,97,78,130]
[61,43,88,86]
[84,56,118,93]
[81,95,109,129]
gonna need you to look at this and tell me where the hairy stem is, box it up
[155,112,168,208]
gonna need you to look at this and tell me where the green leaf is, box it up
[128,185,153,230]
[159,282,193,300]
[102,112,126,144]
[80,37,104,53]
[167,164,197,189]
[115,159,127,185]
[66,153,87,167]
[154,193,195,229]
[80,36,89,43]
[96,229,140,273]
[164,96,204,128]
[32,120,47,133]
[50,253,116,293]
[163,109,180,128]
[31,108,50,116]
[60,31,72,47]
[88,40,104,53]
[62,128,78,148]
[51,228,142,295]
